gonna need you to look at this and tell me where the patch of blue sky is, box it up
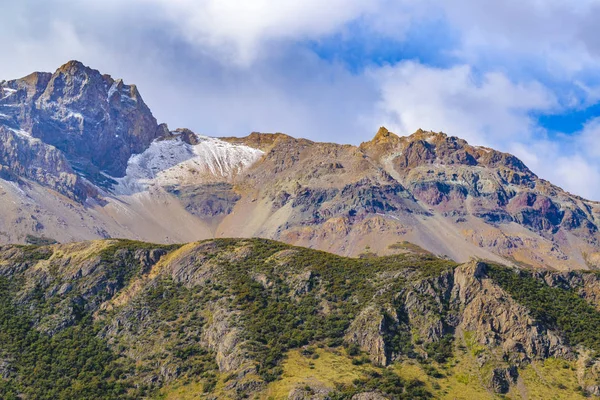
[305,17,461,72]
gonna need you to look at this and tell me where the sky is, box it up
[1,0,600,199]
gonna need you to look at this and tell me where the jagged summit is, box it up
[55,59,92,74]
[361,127,534,179]
[0,60,161,186]
[1,61,600,271]
[373,126,398,141]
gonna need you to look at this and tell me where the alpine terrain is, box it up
[1,61,600,399]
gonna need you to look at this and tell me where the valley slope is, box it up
[1,238,600,399]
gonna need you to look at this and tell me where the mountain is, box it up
[3,61,600,399]
[1,61,600,271]
[0,238,599,399]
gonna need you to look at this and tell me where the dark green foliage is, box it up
[24,234,58,246]
[97,240,180,284]
[113,278,219,383]
[382,310,415,359]
[11,245,54,263]
[488,265,600,353]
[210,239,456,381]
[425,334,454,363]
[0,277,132,399]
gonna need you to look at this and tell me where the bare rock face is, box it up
[404,272,453,344]
[0,126,93,201]
[452,261,572,364]
[0,61,161,187]
[344,304,389,366]
[201,301,255,375]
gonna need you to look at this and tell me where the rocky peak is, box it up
[0,60,161,185]
[359,127,535,178]
[398,129,534,175]
[372,126,398,143]
[220,132,295,152]
[359,126,401,158]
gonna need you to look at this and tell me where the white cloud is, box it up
[2,0,600,200]
[439,0,600,75]
[370,60,600,199]
[554,155,600,199]
[579,118,600,158]
[143,0,383,64]
[372,61,556,146]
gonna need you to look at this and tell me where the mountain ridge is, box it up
[1,61,600,270]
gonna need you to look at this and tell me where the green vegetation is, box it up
[330,369,431,399]
[487,265,600,353]
[11,245,54,263]
[0,238,598,399]
[211,239,456,381]
[0,277,133,399]
[425,334,454,364]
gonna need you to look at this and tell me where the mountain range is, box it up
[2,61,600,399]
[1,61,599,270]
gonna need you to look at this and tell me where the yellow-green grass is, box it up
[261,347,376,399]
[515,358,586,400]
[155,349,587,400]
[155,381,206,399]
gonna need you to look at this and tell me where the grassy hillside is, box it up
[0,239,598,399]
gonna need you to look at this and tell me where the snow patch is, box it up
[1,87,17,100]
[7,127,32,138]
[107,80,137,104]
[474,146,492,154]
[107,81,119,100]
[113,134,264,194]
[376,212,401,221]
[4,127,40,144]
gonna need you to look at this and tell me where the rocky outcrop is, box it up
[344,305,390,366]
[403,272,454,344]
[344,258,575,397]
[201,301,255,375]
[453,261,571,364]
[1,60,161,187]
[288,384,331,400]
[488,366,518,394]
[0,126,94,201]
[351,393,388,400]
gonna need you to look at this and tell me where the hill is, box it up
[0,238,599,398]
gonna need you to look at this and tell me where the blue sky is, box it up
[1,0,600,199]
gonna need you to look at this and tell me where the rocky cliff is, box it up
[0,60,161,187]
